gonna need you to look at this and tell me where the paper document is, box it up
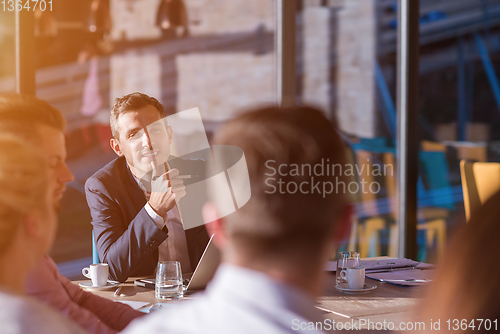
[366,268,437,286]
[325,258,435,272]
[114,300,150,310]
[324,258,436,272]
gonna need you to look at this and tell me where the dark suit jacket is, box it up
[85,156,209,282]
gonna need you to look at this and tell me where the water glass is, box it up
[336,251,360,286]
[155,261,183,300]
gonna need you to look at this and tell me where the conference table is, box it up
[74,259,428,331]
[318,273,425,331]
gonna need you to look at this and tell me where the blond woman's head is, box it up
[0,134,56,257]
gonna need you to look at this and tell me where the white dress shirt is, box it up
[132,172,192,273]
[122,264,326,334]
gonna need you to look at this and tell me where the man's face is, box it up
[33,179,59,255]
[37,125,75,208]
[111,104,172,177]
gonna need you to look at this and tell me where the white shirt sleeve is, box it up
[145,202,166,230]
[145,203,176,230]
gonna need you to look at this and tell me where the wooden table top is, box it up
[74,265,428,329]
[318,272,426,328]
[73,277,202,308]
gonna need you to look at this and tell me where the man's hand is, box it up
[148,163,186,217]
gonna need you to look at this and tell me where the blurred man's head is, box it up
[205,106,351,286]
[0,94,74,209]
[110,92,173,177]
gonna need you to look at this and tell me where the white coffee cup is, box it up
[340,267,365,289]
[82,263,109,287]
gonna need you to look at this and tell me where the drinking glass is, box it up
[155,261,183,300]
[336,251,360,286]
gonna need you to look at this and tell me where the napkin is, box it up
[366,268,436,286]
[324,257,435,272]
[113,300,150,310]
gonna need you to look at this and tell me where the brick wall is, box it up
[335,0,376,138]
[110,0,161,40]
[176,53,275,120]
[108,0,376,136]
[302,6,332,117]
[185,0,274,35]
[176,0,275,120]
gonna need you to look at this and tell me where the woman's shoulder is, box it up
[0,289,87,334]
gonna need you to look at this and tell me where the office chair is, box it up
[460,160,500,221]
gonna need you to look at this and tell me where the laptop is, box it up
[185,234,221,291]
[134,234,221,292]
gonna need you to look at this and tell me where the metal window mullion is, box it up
[397,0,419,260]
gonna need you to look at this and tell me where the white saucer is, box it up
[79,281,120,290]
[335,283,377,293]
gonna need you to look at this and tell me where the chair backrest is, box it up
[421,140,447,152]
[354,147,454,215]
[354,149,396,219]
[419,151,454,210]
[92,230,100,264]
[460,160,500,221]
[351,137,389,153]
[457,146,487,162]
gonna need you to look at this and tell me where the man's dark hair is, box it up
[0,93,66,131]
[213,105,348,263]
[110,92,166,140]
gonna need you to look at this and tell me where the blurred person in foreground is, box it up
[85,92,209,282]
[0,135,86,334]
[0,94,143,334]
[122,105,352,334]
[417,190,500,333]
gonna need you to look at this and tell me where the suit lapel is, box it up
[119,157,148,213]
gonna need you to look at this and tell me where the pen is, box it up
[153,175,198,181]
[114,286,123,296]
[134,279,156,289]
[366,267,415,274]
[176,175,198,179]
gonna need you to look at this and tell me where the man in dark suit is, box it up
[85,92,209,282]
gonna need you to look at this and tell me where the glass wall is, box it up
[299,0,500,264]
[298,0,496,264]
[417,0,500,262]
[10,0,494,274]
[30,0,276,273]
[298,0,401,260]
